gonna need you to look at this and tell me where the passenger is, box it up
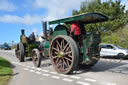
[29,32,35,44]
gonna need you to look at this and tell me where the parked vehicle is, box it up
[100,44,128,58]
[0,43,11,50]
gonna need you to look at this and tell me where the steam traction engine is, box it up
[16,12,108,74]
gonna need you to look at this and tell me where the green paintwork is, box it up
[43,41,50,57]
[44,41,49,48]
[52,25,68,39]
[25,44,38,57]
[49,12,108,25]
[80,32,101,64]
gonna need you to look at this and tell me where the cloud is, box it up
[121,0,128,11]
[0,14,43,25]
[32,0,92,21]
[0,0,93,25]
[0,0,17,12]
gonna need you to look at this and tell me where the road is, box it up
[0,50,128,85]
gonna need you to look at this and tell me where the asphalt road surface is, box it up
[0,50,128,85]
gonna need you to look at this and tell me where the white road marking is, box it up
[30,66,36,69]
[26,66,30,68]
[29,70,34,72]
[35,72,41,74]
[36,68,42,71]
[13,62,18,65]
[42,73,50,77]
[42,70,49,72]
[24,68,29,71]
[51,76,60,79]
[76,81,90,85]
[70,76,80,79]
[62,78,73,82]
[84,79,96,82]
[12,61,16,64]
[59,74,68,77]
[50,72,57,74]
[101,82,116,85]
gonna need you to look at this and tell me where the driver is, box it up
[20,29,28,45]
[70,21,81,41]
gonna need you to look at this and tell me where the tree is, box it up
[72,0,128,47]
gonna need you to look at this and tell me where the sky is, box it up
[0,0,128,44]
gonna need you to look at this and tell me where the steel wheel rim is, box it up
[32,52,38,66]
[50,37,74,73]
[17,50,22,61]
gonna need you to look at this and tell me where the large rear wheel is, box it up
[49,35,79,74]
[16,43,25,62]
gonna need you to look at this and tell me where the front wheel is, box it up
[117,53,124,58]
[49,35,79,74]
[32,49,41,67]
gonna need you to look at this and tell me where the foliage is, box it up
[72,0,128,48]
[0,57,12,85]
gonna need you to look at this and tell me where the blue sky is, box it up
[0,0,128,44]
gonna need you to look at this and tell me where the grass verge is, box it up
[0,57,13,85]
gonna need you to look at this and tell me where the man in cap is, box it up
[20,29,28,45]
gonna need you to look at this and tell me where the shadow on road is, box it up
[40,58,51,67]
[10,63,16,68]
[40,63,51,67]
[0,72,19,76]
[24,57,52,68]
[72,59,128,75]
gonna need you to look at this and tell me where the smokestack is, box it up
[42,21,47,39]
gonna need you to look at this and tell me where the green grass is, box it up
[0,57,13,85]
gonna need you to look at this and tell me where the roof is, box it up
[49,12,109,25]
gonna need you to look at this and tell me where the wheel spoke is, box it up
[56,40,62,50]
[62,43,69,51]
[66,46,70,52]
[52,56,58,59]
[54,52,58,55]
[53,47,59,52]
[62,39,65,49]
[56,57,60,64]
[61,59,64,71]
[61,40,63,49]
[64,51,72,55]
[63,58,68,68]
[64,57,72,62]
[66,60,70,68]
[68,55,72,58]
[56,59,61,68]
